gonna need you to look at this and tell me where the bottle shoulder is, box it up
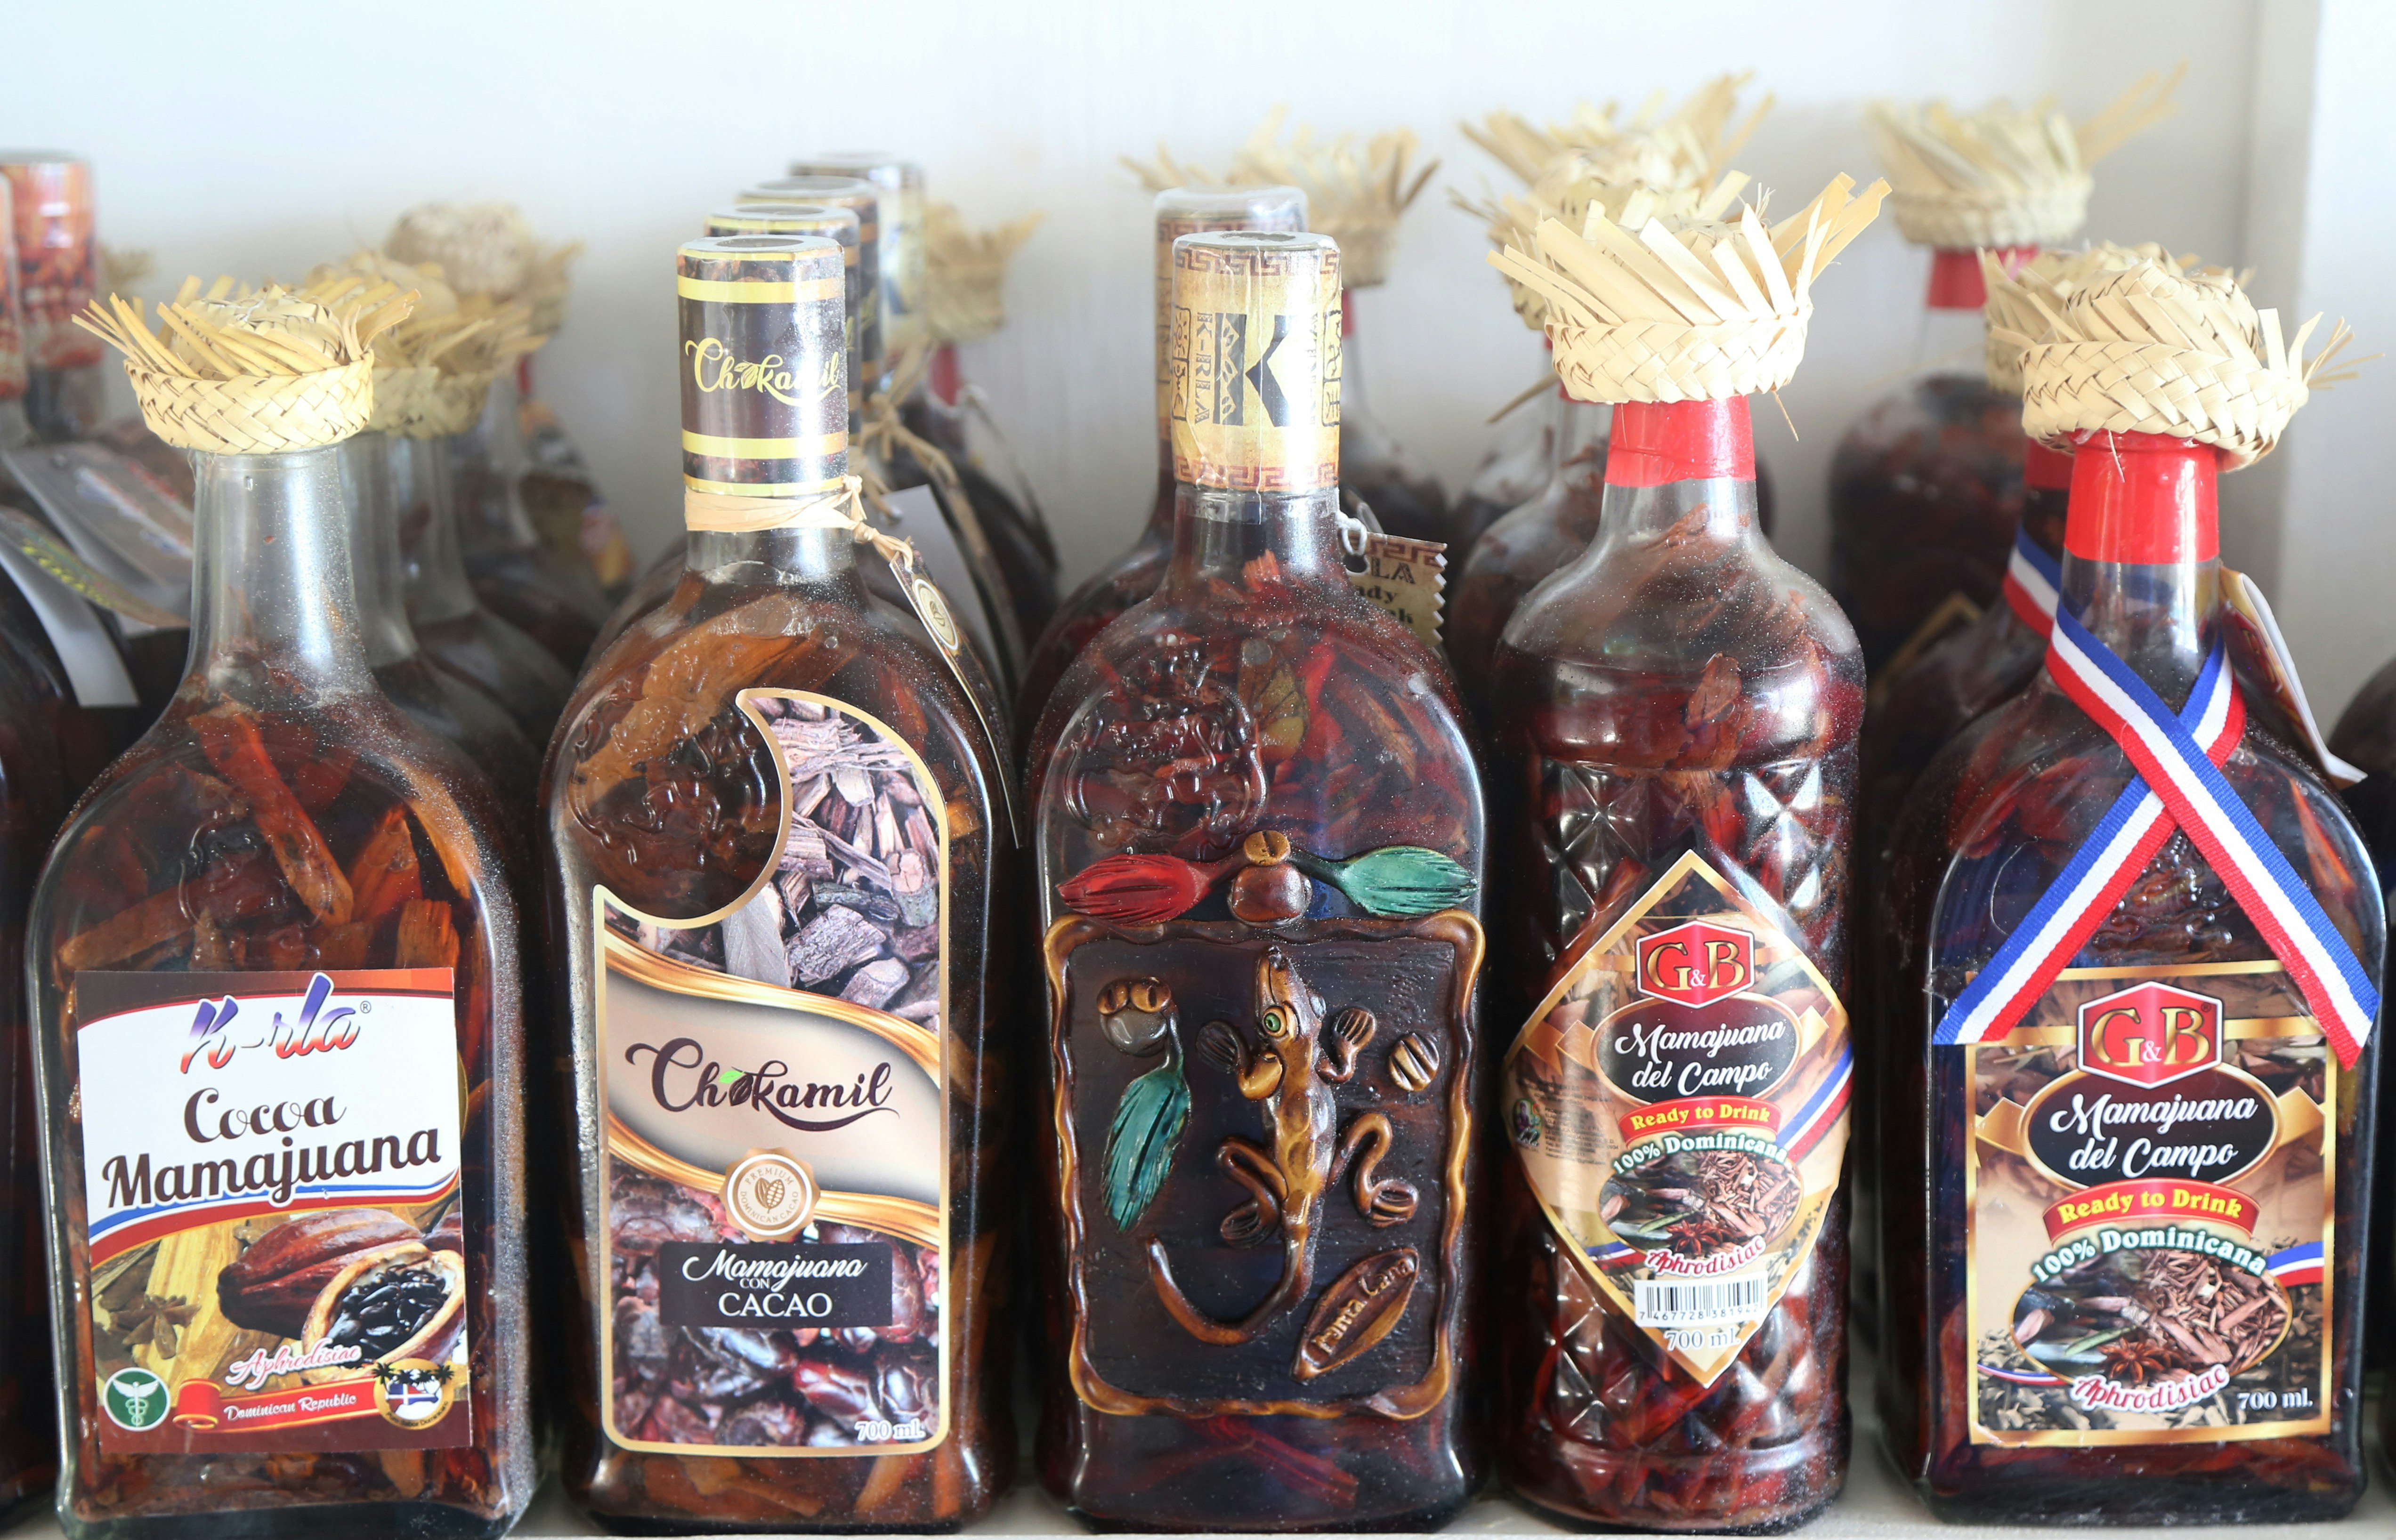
[1831,373,2023,470]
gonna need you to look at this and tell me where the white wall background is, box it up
[6,0,2389,709]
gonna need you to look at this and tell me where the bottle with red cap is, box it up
[1830,80,2177,674]
[1485,176,1882,1529]
[1880,261,2378,1523]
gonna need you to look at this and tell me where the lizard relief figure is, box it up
[1145,945,1417,1346]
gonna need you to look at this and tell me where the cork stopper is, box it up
[924,202,1042,345]
[1869,67,2181,251]
[1149,186,1308,441]
[1167,231,1341,493]
[677,235,848,499]
[307,255,540,438]
[1980,241,2187,396]
[1491,174,1886,403]
[2018,258,2349,470]
[383,201,579,337]
[1,153,101,371]
[788,154,927,361]
[73,276,415,453]
[739,177,881,385]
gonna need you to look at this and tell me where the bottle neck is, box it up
[1589,397,1764,547]
[1914,248,2013,374]
[1166,487,1349,591]
[395,435,487,626]
[340,432,427,669]
[186,444,376,700]
[24,362,108,441]
[448,375,539,548]
[685,520,867,598]
[1555,393,1611,487]
[2057,432,2222,708]
[2022,439,2074,557]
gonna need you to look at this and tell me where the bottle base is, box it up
[1917,1481,2361,1527]
[591,1520,968,1537]
[1069,1496,1470,1534]
[1506,1480,1842,1535]
[60,1499,520,1540]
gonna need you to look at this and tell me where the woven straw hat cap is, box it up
[1491,174,1886,403]
[129,355,375,453]
[1982,241,2181,395]
[2020,260,2341,469]
[369,363,496,438]
[924,203,1042,345]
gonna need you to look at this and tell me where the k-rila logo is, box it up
[181,972,365,1074]
[103,1366,169,1431]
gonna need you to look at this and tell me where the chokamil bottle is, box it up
[1828,73,2176,671]
[1016,185,1305,731]
[1484,175,1883,1529]
[549,235,1011,1529]
[1881,260,2379,1524]
[33,282,532,1537]
[1029,230,1484,1530]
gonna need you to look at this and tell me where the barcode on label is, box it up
[1633,1273,1765,1327]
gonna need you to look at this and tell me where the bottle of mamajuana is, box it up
[1448,386,1555,560]
[1828,73,2176,671]
[2329,634,2396,1379]
[791,152,1031,692]
[592,181,880,657]
[549,234,1011,1530]
[0,154,105,440]
[1880,259,2379,1524]
[33,281,532,1538]
[1484,175,1884,1529]
[1016,185,1304,730]
[316,266,543,818]
[915,199,1057,640]
[383,202,616,666]
[1029,230,1484,1530]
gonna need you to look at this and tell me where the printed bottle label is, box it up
[1167,239,1341,493]
[73,968,470,1452]
[1500,852,1851,1386]
[1961,960,2331,1444]
[595,691,951,1457]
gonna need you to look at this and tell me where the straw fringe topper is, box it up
[1489,173,1886,403]
[1979,242,2193,396]
[1125,109,1437,288]
[73,277,415,454]
[1869,65,2183,251]
[2015,258,2353,469]
[383,202,581,337]
[306,252,539,437]
[924,203,1044,346]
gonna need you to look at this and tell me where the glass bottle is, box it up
[1029,230,1485,1531]
[342,429,541,816]
[790,153,1029,693]
[1016,185,1306,733]
[1880,430,2381,1524]
[549,235,1011,1530]
[29,426,533,1538]
[906,337,1058,643]
[0,155,105,442]
[1487,394,1859,1529]
[1444,385,1557,559]
[1828,248,2033,671]
[1447,383,1609,702]
[1335,285,1446,542]
[444,375,612,669]
[2328,653,2396,1381]
[393,430,573,745]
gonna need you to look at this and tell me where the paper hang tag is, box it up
[0,442,192,635]
[1344,531,1448,648]
[0,516,140,709]
[878,484,1003,681]
[2220,567,2364,789]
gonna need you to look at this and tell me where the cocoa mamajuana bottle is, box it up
[32,282,533,1538]
[592,181,881,658]
[1828,75,2177,671]
[1016,185,1305,732]
[1029,230,1485,1530]
[1484,174,1884,1529]
[1880,261,2379,1524]
[383,202,616,666]
[548,235,1012,1530]
[913,200,1058,640]
[790,153,1032,692]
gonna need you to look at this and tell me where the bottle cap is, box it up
[789,154,926,362]
[0,153,100,370]
[1166,231,1340,493]
[739,177,881,384]
[677,235,848,498]
[1151,186,1307,440]
[707,203,863,415]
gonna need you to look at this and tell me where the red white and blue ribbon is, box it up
[2000,528,2061,636]
[1935,605,2379,1065]
[1776,1044,1851,1162]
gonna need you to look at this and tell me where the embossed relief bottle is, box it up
[1488,396,1861,1530]
[1016,185,1306,733]
[29,290,531,1537]
[548,235,1010,1530]
[1029,231,1485,1531]
[1881,263,2378,1523]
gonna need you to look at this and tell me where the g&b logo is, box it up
[2077,982,2222,1088]
[1635,922,1753,1008]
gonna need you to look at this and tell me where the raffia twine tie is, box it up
[684,474,922,568]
